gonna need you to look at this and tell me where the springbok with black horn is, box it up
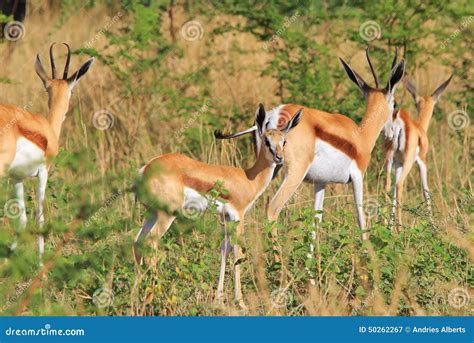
[384,74,452,225]
[0,43,94,260]
[215,49,405,257]
[134,104,303,308]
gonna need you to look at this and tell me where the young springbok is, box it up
[134,104,302,308]
[0,43,94,259]
[384,75,452,225]
[215,49,405,249]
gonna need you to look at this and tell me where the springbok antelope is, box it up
[384,75,452,225]
[0,43,94,259]
[134,104,302,307]
[215,49,405,248]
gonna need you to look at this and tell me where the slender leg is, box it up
[351,170,367,240]
[217,224,231,305]
[14,181,27,229]
[394,157,415,228]
[391,163,403,224]
[306,184,325,284]
[133,214,157,264]
[133,211,176,265]
[416,157,432,217]
[36,166,48,261]
[385,151,394,195]
[10,181,27,252]
[233,220,246,308]
[309,184,325,256]
[267,161,310,264]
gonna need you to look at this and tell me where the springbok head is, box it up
[254,103,303,165]
[339,48,405,140]
[35,43,94,116]
[404,75,453,114]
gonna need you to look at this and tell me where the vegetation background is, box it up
[0,0,472,316]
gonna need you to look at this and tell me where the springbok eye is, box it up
[283,140,287,146]
[265,138,270,147]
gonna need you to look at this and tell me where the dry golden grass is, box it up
[0,2,471,316]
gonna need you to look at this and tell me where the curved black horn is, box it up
[63,43,71,79]
[49,43,56,79]
[366,47,380,88]
[391,47,398,71]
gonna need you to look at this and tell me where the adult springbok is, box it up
[384,75,452,225]
[0,43,94,260]
[215,49,405,250]
[134,104,302,308]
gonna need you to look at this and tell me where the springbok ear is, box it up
[282,108,303,134]
[339,58,369,93]
[67,57,94,89]
[404,78,418,102]
[35,55,51,89]
[255,103,266,135]
[431,74,453,102]
[386,59,405,94]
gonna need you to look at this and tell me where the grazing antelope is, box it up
[215,49,405,249]
[384,75,452,225]
[134,104,302,308]
[0,43,94,260]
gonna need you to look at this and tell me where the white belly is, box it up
[8,138,46,179]
[304,139,353,184]
[183,187,240,221]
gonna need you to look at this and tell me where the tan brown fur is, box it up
[267,92,392,221]
[135,110,302,308]
[0,80,73,177]
[384,75,451,225]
